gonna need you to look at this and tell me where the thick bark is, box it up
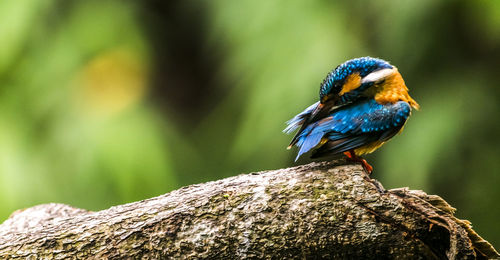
[0,161,498,259]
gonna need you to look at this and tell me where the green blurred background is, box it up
[0,0,499,247]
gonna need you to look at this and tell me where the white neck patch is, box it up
[361,68,396,84]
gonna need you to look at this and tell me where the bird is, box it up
[284,57,419,174]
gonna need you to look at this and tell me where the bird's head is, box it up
[319,57,393,104]
[310,57,418,120]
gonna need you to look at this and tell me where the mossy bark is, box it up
[0,161,498,259]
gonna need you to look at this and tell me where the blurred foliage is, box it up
[0,0,499,248]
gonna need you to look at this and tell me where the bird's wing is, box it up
[285,100,351,148]
[293,99,411,160]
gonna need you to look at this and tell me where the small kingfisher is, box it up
[284,57,419,174]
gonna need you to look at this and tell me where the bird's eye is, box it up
[335,83,342,90]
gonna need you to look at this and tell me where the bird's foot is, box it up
[344,151,373,175]
[343,151,384,193]
[359,158,373,175]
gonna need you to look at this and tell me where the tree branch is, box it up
[0,161,498,259]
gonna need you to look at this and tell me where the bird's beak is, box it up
[310,99,336,122]
[311,103,325,119]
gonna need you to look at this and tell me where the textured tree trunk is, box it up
[0,161,498,259]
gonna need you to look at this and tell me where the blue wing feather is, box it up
[295,132,323,161]
[290,99,411,160]
[283,101,319,134]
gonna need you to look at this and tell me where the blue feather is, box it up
[283,101,319,134]
[296,132,323,161]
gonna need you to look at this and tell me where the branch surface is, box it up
[0,161,498,259]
